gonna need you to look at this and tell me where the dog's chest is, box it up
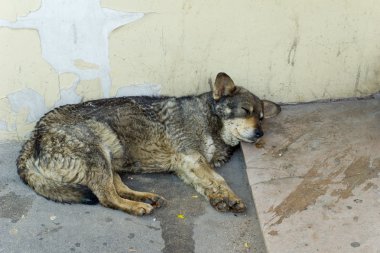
[203,135,216,162]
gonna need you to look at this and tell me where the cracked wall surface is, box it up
[1,0,380,140]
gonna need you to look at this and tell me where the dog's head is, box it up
[212,72,281,146]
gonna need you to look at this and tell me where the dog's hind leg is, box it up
[87,171,154,216]
[113,172,165,208]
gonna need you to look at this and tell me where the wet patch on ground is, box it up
[123,173,207,253]
[267,152,380,227]
[0,191,35,222]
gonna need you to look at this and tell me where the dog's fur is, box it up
[17,73,280,215]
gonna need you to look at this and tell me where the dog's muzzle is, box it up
[239,129,264,143]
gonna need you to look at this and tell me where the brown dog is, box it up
[17,72,281,215]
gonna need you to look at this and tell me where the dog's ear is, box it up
[262,100,281,118]
[213,72,236,101]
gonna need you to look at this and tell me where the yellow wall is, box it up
[1,0,380,140]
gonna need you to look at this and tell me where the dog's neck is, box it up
[198,92,239,147]
[199,91,218,114]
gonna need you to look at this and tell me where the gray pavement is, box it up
[0,142,266,253]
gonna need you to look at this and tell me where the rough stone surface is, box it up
[242,98,380,253]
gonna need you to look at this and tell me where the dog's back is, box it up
[17,94,232,205]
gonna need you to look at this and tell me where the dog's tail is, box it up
[17,136,98,205]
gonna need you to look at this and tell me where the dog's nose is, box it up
[254,129,264,138]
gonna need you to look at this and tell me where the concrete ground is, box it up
[2,97,379,253]
[0,143,266,253]
[242,97,380,253]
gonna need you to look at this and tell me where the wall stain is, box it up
[267,153,380,227]
[0,191,34,223]
[287,37,298,66]
[354,65,364,96]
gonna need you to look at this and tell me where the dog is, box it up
[17,72,281,215]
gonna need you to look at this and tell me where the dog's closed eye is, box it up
[241,107,250,115]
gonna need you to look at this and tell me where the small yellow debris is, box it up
[191,195,198,198]
[177,214,185,219]
[244,242,251,249]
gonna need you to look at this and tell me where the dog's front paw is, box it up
[209,194,246,213]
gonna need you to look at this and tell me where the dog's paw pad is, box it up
[209,195,246,213]
[209,196,230,212]
[230,201,246,213]
[215,201,228,212]
[133,204,154,216]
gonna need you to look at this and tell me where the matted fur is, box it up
[17,73,280,215]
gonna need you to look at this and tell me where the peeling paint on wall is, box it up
[0,0,144,98]
[76,79,103,101]
[55,77,82,107]
[74,59,100,70]
[7,88,46,123]
[0,120,7,131]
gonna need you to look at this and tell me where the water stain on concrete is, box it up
[332,156,379,200]
[363,182,378,191]
[267,161,338,226]
[0,191,34,222]
[151,175,206,253]
[268,230,278,236]
[267,154,380,227]
[270,131,309,158]
[155,197,206,253]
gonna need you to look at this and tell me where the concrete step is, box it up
[242,98,380,253]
